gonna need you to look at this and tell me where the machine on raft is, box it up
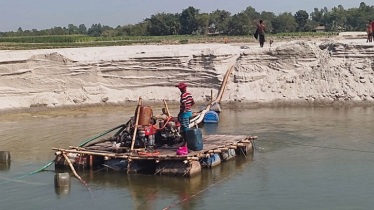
[111,104,185,152]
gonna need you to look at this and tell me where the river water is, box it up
[1,106,374,210]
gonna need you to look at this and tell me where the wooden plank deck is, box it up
[54,135,256,161]
[132,135,249,158]
[53,134,257,177]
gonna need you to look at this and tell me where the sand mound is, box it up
[29,52,74,63]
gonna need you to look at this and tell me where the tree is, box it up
[243,6,260,20]
[196,13,209,35]
[67,24,79,35]
[31,29,38,36]
[228,12,251,35]
[272,12,297,33]
[260,11,276,33]
[209,10,231,34]
[294,10,309,31]
[127,22,148,36]
[51,26,66,35]
[78,24,87,35]
[179,6,199,35]
[304,20,319,32]
[310,8,323,23]
[17,27,23,35]
[146,13,180,36]
[329,6,347,31]
[87,24,102,37]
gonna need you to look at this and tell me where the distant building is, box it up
[314,25,345,33]
[315,26,325,32]
[207,32,220,36]
[337,26,345,32]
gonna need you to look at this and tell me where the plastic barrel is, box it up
[0,151,10,163]
[186,128,203,151]
[203,111,219,123]
[54,172,71,187]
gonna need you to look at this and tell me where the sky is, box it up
[0,0,369,32]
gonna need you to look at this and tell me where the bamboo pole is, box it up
[53,147,129,158]
[131,97,142,151]
[62,153,90,189]
[241,140,251,143]
[68,146,115,153]
[249,136,258,140]
[163,99,171,117]
[210,89,213,104]
[208,149,222,153]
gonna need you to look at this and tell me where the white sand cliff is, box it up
[0,37,373,111]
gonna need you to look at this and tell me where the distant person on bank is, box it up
[256,20,266,48]
[371,20,374,42]
[367,20,372,43]
[176,82,195,155]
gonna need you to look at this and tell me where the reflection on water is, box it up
[1,106,374,209]
[0,162,11,171]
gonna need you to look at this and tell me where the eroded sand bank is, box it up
[0,38,373,111]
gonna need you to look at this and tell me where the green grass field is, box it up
[0,32,338,50]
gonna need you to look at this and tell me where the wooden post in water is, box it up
[131,97,142,151]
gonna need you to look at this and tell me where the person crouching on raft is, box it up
[176,82,195,155]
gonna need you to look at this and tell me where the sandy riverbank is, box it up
[0,35,373,112]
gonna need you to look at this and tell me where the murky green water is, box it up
[1,106,374,210]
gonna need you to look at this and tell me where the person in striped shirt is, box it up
[176,82,195,154]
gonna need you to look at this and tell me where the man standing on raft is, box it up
[176,82,195,155]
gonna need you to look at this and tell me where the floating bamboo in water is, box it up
[62,153,90,189]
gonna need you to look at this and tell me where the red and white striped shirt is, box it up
[180,92,193,112]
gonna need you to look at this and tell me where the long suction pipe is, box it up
[189,65,235,127]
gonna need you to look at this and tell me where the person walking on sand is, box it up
[367,20,372,43]
[256,20,266,48]
[175,82,195,155]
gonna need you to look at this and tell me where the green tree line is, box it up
[1,2,373,38]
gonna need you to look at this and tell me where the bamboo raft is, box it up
[53,135,257,177]
[52,65,258,178]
